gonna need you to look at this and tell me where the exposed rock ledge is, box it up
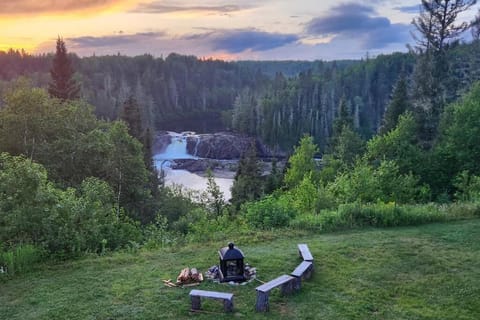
[186,132,284,160]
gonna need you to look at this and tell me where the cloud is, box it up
[131,2,250,14]
[394,5,420,14]
[69,32,166,48]
[305,3,411,49]
[184,29,299,53]
[0,0,126,15]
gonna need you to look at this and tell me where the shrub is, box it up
[244,195,297,229]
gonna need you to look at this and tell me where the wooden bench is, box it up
[291,261,314,290]
[189,289,234,313]
[298,243,314,262]
[255,274,295,312]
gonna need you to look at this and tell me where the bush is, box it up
[244,195,297,229]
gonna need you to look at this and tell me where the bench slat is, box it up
[256,274,294,292]
[291,261,313,278]
[298,244,314,261]
[189,289,233,300]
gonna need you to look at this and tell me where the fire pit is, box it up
[218,242,246,283]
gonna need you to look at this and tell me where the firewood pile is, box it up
[177,267,204,285]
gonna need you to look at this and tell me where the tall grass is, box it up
[0,244,43,277]
[290,202,480,232]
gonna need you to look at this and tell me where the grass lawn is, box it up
[1,219,480,319]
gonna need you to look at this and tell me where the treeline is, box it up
[2,41,480,152]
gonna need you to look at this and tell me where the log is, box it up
[191,268,200,281]
[177,267,190,283]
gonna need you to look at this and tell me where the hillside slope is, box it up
[1,219,479,319]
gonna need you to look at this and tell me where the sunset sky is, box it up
[1,0,478,60]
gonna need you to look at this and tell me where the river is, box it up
[153,132,234,200]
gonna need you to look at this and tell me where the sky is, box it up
[0,0,478,60]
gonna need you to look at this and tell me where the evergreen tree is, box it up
[411,0,476,146]
[380,75,410,135]
[205,168,225,216]
[412,0,476,53]
[230,142,263,209]
[472,9,480,40]
[332,97,353,137]
[48,37,80,100]
[332,125,365,167]
[120,95,143,141]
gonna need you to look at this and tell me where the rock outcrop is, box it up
[186,132,284,160]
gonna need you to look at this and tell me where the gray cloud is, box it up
[394,5,420,14]
[131,2,250,14]
[69,32,166,47]
[184,29,299,53]
[305,3,411,49]
[0,0,121,15]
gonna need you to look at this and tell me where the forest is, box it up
[1,0,480,280]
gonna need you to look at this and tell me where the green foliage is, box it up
[453,171,480,202]
[380,75,410,134]
[328,160,429,204]
[284,135,319,189]
[366,112,423,175]
[244,195,296,229]
[0,85,152,222]
[437,82,480,176]
[290,202,480,232]
[291,173,318,214]
[0,244,43,276]
[204,169,225,216]
[332,125,365,167]
[0,153,140,258]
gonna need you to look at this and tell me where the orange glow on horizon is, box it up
[202,52,239,61]
[0,0,138,20]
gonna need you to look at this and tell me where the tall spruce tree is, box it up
[411,0,477,147]
[230,142,263,209]
[48,37,80,100]
[380,75,410,135]
[120,95,143,141]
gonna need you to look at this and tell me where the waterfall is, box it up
[193,136,200,157]
[154,132,198,161]
[152,131,233,200]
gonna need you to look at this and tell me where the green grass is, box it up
[1,219,480,319]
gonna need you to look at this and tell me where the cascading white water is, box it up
[153,132,233,200]
[154,132,197,161]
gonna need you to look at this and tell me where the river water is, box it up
[153,132,234,200]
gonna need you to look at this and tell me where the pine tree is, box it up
[472,9,480,40]
[230,142,263,209]
[380,75,410,135]
[120,95,143,141]
[205,169,225,216]
[48,37,80,100]
[411,0,477,147]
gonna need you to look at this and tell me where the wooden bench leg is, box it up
[280,279,294,295]
[304,265,313,280]
[256,291,269,312]
[191,295,201,310]
[292,276,301,291]
[224,299,233,312]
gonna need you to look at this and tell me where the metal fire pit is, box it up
[218,242,246,283]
